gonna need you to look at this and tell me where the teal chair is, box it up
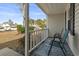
[55,29,69,43]
[59,30,69,55]
[48,29,69,56]
[55,29,69,55]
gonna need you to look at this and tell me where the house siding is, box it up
[75,4,79,49]
[66,3,79,55]
[74,3,79,54]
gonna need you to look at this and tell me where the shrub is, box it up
[17,25,25,34]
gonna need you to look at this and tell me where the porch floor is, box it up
[31,38,74,56]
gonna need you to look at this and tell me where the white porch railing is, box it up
[28,29,48,53]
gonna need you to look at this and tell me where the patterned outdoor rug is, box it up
[31,38,74,56]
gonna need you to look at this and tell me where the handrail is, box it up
[29,29,48,33]
[28,29,48,53]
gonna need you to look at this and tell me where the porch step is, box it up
[0,47,22,56]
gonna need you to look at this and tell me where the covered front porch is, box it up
[23,3,77,56]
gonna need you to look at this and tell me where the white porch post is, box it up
[23,3,29,56]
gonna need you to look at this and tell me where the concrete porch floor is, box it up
[31,38,74,56]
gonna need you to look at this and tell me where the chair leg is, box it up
[48,37,55,56]
[59,43,66,56]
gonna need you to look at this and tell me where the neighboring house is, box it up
[30,24,42,31]
[0,20,17,31]
[10,25,17,31]
[0,25,5,31]
[33,25,42,31]
[2,23,11,31]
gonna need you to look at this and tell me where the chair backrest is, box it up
[60,28,64,35]
[61,29,66,39]
[62,29,69,43]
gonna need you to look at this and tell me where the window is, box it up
[68,3,75,35]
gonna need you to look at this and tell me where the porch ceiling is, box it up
[37,3,67,15]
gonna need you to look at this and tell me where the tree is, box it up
[29,19,34,25]
[8,19,14,26]
[35,19,47,29]
[29,26,34,32]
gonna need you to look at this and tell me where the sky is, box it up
[29,3,47,20]
[0,3,23,24]
[0,3,47,24]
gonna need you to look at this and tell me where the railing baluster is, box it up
[45,29,46,38]
[32,33,33,48]
[36,31,37,44]
[37,31,39,43]
[30,33,31,50]
[32,32,34,47]
[43,30,44,39]
[33,31,35,47]
[41,30,42,40]
[35,32,37,45]
[40,31,42,41]
[39,31,40,42]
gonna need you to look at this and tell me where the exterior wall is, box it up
[75,4,79,50]
[66,3,79,55]
[48,14,65,37]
